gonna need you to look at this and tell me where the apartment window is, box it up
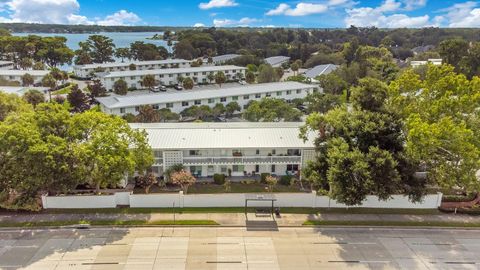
[120,108,125,114]
[255,94,261,98]
[272,149,276,155]
[232,96,238,101]
[194,100,201,105]
[243,95,249,100]
[255,149,260,155]
[182,101,189,107]
[169,74,173,77]
[313,88,319,93]
[159,74,164,78]
[286,90,292,95]
[166,103,173,108]
[152,104,159,110]
[194,72,198,76]
[296,89,302,94]
[266,93,271,97]
[233,165,244,172]
[189,150,201,156]
[276,91,282,96]
[287,164,299,171]
[208,98,215,104]
[135,106,139,112]
[255,165,259,173]
[220,166,227,173]
[131,76,135,80]
[220,97,227,102]
[202,72,207,75]
[271,165,276,173]
[287,149,301,156]
[186,73,190,76]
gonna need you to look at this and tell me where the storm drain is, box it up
[326,260,390,264]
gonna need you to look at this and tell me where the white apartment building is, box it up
[0,61,14,70]
[98,65,247,91]
[410,58,442,68]
[96,82,318,115]
[0,70,49,85]
[129,122,317,178]
[0,86,49,96]
[73,59,192,78]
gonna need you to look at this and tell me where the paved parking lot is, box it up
[1,226,479,270]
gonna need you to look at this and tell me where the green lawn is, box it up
[52,84,75,95]
[0,219,218,228]
[303,220,480,227]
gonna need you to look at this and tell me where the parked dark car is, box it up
[174,84,183,90]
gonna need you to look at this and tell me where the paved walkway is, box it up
[2,211,480,227]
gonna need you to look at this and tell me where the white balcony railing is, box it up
[182,156,302,165]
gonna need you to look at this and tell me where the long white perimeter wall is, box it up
[42,192,443,209]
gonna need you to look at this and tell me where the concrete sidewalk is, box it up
[2,211,480,226]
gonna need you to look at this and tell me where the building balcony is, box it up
[182,155,302,165]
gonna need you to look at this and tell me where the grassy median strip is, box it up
[0,219,218,228]
[303,220,480,228]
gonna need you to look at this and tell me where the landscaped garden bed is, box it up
[134,181,309,194]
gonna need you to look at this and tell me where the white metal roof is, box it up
[0,86,49,95]
[305,64,339,79]
[74,59,191,70]
[264,56,290,66]
[129,122,316,149]
[99,65,246,78]
[96,81,315,109]
[0,70,49,76]
[211,54,241,63]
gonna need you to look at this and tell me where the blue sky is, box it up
[0,0,479,28]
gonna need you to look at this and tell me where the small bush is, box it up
[213,174,226,185]
[260,173,271,183]
[279,175,293,186]
[442,193,477,202]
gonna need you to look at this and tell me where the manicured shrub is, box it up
[279,175,293,186]
[260,173,271,183]
[213,174,226,185]
[442,193,477,202]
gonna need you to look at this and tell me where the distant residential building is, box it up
[96,81,317,115]
[129,122,317,178]
[410,58,442,68]
[0,70,49,85]
[411,45,435,55]
[264,56,290,67]
[304,64,339,80]
[98,65,246,91]
[206,54,241,65]
[0,86,49,96]
[73,59,192,78]
[0,61,14,70]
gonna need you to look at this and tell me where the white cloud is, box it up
[0,0,141,25]
[402,0,427,10]
[377,0,401,12]
[5,0,81,24]
[199,0,238,10]
[194,23,206,27]
[345,0,431,28]
[266,3,328,16]
[440,1,480,27]
[96,10,140,26]
[213,17,260,27]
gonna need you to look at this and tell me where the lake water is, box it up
[14,32,170,51]
[13,32,172,71]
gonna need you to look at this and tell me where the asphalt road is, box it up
[0,226,479,270]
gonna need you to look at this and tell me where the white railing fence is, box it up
[41,192,443,209]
